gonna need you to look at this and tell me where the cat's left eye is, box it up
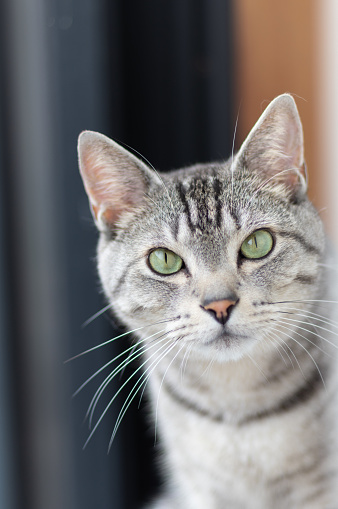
[148,248,183,275]
[240,230,273,259]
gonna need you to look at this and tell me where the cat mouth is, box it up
[199,331,253,362]
[205,331,249,347]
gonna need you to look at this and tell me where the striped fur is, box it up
[78,95,338,508]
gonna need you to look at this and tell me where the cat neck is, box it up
[147,336,327,425]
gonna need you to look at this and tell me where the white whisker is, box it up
[73,329,167,399]
[65,326,152,363]
[109,339,178,450]
[66,317,179,363]
[82,303,113,328]
[121,141,175,212]
[278,306,338,330]
[265,331,290,367]
[83,335,174,450]
[277,317,338,353]
[180,342,194,382]
[271,299,338,306]
[286,332,326,390]
[268,326,305,376]
[154,342,186,442]
[268,330,296,369]
[87,330,170,427]
[246,352,269,383]
[230,107,240,212]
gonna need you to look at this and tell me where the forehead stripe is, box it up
[176,178,225,232]
[177,182,194,232]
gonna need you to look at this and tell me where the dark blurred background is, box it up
[0,1,327,508]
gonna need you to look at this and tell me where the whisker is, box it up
[275,321,330,358]
[72,329,166,398]
[180,342,194,382]
[277,339,298,369]
[277,316,338,352]
[278,312,338,340]
[268,330,296,369]
[277,307,338,330]
[82,303,113,328]
[121,141,175,212]
[108,340,178,450]
[270,299,338,306]
[199,356,216,381]
[83,335,173,449]
[270,321,328,389]
[268,326,305,377]
[265,331,290,367]
[87,330,171,427]
[119,343,138,380]
[246,352,269,383]
[154,341,186,443]
[65,326,152,364]
[230,107,240,212]
[283,329,327,391]
[86,324,187,426]
[66,317,179,363]
[137,332,192,407]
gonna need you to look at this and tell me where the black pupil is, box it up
[254,235,258,248]
[165,252,168,264]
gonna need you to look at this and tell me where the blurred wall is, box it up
[234,0,338,246]
[318,0,338,246]
[234,0,319,204]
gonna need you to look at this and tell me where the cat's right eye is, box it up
[148,248,183,275]
[240,230,274,259]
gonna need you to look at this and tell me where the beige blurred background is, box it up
[235,0,338,245]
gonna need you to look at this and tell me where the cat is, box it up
[77,94,338,508]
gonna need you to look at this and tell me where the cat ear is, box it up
[236,94,307,197]
[78,131,159,231]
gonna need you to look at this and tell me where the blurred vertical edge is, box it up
[0,15,17,509]
[1,0,75,508]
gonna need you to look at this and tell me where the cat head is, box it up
[78,94,324,362]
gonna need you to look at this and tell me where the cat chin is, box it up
[195,334,257,363]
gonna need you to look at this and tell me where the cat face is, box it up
[78,94,324,363]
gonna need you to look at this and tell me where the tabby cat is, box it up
[77,94,338,508]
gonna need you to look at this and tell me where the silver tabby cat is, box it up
[78,94,338,508]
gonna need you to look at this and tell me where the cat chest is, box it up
[156,382,325,486]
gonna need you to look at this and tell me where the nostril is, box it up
[204,306,232,325]
[201,298,239,325]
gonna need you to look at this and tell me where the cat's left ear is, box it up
[236,94,307,197]
[78,131,160,232]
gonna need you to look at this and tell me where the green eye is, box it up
[240,230,273,259]
[149,248,183,275]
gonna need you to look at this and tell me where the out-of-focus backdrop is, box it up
[0,1,336,509]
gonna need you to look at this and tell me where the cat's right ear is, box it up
[78,131,158,231]
[235,94,307,199]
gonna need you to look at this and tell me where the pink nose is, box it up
[202,299,237,324]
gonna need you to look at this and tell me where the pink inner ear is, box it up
[82,153,111,203]
[81,148,147,227]
[283,115,303,169]
[282,165,305,189]
[280,116,306,188]
[80,151,123,223]
[91,203,124,225]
